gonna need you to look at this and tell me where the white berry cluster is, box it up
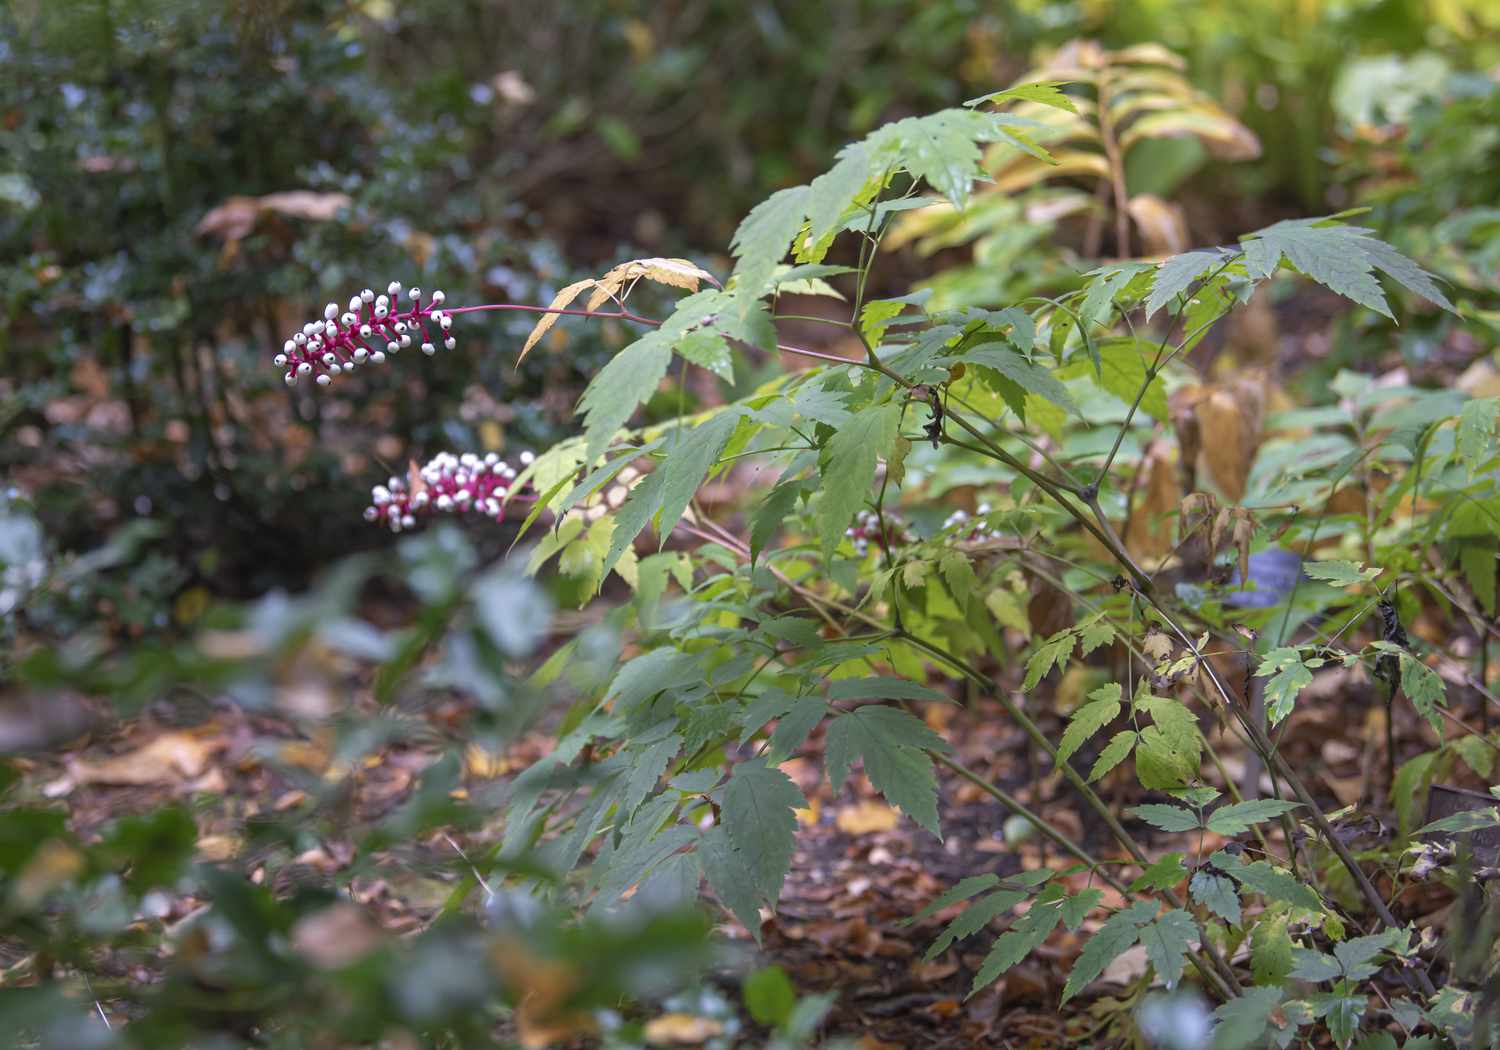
[845,509,915,557]
[275,281,456,387]
[364,450,535,533]
[942,502,1004,543]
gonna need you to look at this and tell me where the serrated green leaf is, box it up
[824,706,948,837]
[1140,908,1197,989]
[1127,804,1202,833]
[1289,948,1343,982]
[860,291,930,345]
[903,874,1001,926]
[1459,542,1497,617]
[924,889,1027,961]
[963,345,1076,414]
[720,759,805,906]
[578,332,674,467]
[750,477,806,566]
[731,186,811,312]
[1206,799,1302,837]
[1399,653,1447,734]
[865,108,1010,209]
[817,402,902,559]
[804,141,880,252]
[1061,900,1158,1004]
[1057,687,1123,764]
[1218,854,1322,911]
[827,676,952,705]
[1257,647,1315,726]
[764,699,832,765]
[1239,218,1454,319]
[618,733,683,818]
[1131,853,1188,892]
[1415,806,1500,836]
[1078,264,1150,329]
[1076,615,1116,656]
[1332,929,1406,980]
[1250,911,1293,985]
[1023,630,1076,691]
[701,824,764,941]
[969,893,1065,996]
[1212,986,1285,1050]
[1190,871,1241,926]
[1061,888,1104,929]
[675,329,734,380]
[1097,339,1169,421]
[1145,247,1236,320]
[1089,730,1138,782]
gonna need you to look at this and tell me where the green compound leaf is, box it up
[1205,799,1302,837]
[1061,900,1158,1004]
[824,706,950,838]
[1056,684,1123,764]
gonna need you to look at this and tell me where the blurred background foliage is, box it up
[2,0,1499,1044]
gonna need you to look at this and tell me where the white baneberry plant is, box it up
[274,77,1496,1049]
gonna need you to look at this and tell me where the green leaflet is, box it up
[1023,630,1076,690]
[1088,730,1138,782]
[1130,853,1187,892]
[969,888,1066,997]
[824,706,950,838]
[1257,646,1316,726]
[1127,803,1201,833]
[1061,900,1158,1004]
[1056,683,1123,763]
[617,732,683,818]
[826,676,951,704]
[967,80,1079,114]
[1213,851,1323,911]
[700,824,763,942]
[730,186,811,315]
[865,109,1022,209]
[923,888,1028,961]
[1457,396,1499,473]
[1190,871,1241,926]
[961,344,1076,415]
[816,401,902,559]
[1139,908,1197,989]
[603,410,742,579]
[1399,651,1447,733]
[1250,911,1294,985]
[1145,247,1238,320]
[1211,987,1286,1050]
[1205,799,1301,837]
[718,759,805,907]
[1239,217,1455,319]
[675,329,734,381]
[804,141,881,252]
[763,698,831,765]
[1303,560,1379,586]
[902,873,1001,926]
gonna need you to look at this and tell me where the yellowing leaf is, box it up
[518,278,596,363]
[585,257,715,310]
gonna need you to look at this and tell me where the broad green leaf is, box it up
[969,891,1065,996]
[719,759,806,906]
[1056,684,1123,764]
[731,186,811,312]
[1303,560,1379,586]
[1078,263,1150,329]
[1130,853,1188,892]
[1206,799,1302,837]
[902,873,1000,925]
[1088,730,1137,782]
[1415,806,1500,836]
[1288,948,1343,982]
[816,402,902,559]
[743,966,797,1027]
[1216,852,1322,911]
[924,889,1027,961]
[1399,653,1447,733]
[1239,218,1455,319]
[1127,804,1201,833]
[1061,900,1157,1004]
[866,109,1021,209]
[1140,908,1197,989]
[1211,987,1285,1050]
[1257,647,1315,726]
[1332,930,1406,980]
[1098,339,1168,421]
[827,676,951,704]
[824,706,949,837]
[1189,871,1241,926]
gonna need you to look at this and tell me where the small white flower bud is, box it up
[361,288,375,303]
[349,295,363,313]
[431,290,445,305]
[273,354,288,368]
[284,372,297,387]
[421,342,436,356]
[363,507,378,522]
[388,281,402,297]
[371,351,386,364]
[316,373,331,386]
[485,452,500,466]
[413,491,430,508]
[324,302,338,320]
[444,337,456,351]
[455,488,471,503]
[297,362,313,376]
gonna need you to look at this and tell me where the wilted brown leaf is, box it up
[196,191,351,244]
[70,730,225,787]
[584,257,715,311]
[518,278,596,363]
[1127,194,1188,255]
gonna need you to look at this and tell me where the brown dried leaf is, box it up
[836,800,901,835]
[642,1014,725,1044]
[584,257,714,310]
[71,730,224,787]
[195,191,351,243]
[1127,193,1188,255]
[518,278,596,363]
